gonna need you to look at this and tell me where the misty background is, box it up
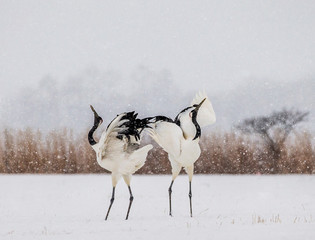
[1,0,314,132]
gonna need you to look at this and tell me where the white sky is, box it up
[1,0,315,97]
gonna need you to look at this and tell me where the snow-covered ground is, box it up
[1,174,314,240]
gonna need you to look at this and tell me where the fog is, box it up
[1,1,314,131]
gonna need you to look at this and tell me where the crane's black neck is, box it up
[88,124,98,145]
[88,105,103,146]
[174,106,192,126]
[191,110,201,140]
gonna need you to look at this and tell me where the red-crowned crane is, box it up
[148,91,216,217]
[88,105,153,220]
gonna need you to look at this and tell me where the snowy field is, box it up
[1,175,315,240]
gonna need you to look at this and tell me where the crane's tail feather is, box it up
[147,128,161,146]
[190,91,216,127]
[119,144,153,174]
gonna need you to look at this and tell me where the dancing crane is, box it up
[88,105,153,220]
[148,91,216,217]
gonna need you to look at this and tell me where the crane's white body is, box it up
[150,121,200,168]
[92,113,153,185]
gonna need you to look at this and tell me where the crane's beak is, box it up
[90,105,103,125]
[90,105,98,117]
[194,98,206,112]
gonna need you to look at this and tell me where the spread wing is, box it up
[94,113,128,155]
[191,90,216,127]
[148,120,183,158]
[97,111,148,158]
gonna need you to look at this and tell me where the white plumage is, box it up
[190,90,216,128]
[149,121,201,167]
[93,114,152,176]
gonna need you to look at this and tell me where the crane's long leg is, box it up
[105,186,115,220]
[169,161,182,217]
[168,180,174,216]
[125,186,134,220]
[123,175,133,220]
[186,165,194,217]
[189,181,192,217]
[105,173,120,221]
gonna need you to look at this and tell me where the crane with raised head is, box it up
[88,105,153,220]
[148,91,216,217]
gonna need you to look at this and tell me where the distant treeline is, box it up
[0,128,314,174]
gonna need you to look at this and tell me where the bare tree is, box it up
[236,109,309,173]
